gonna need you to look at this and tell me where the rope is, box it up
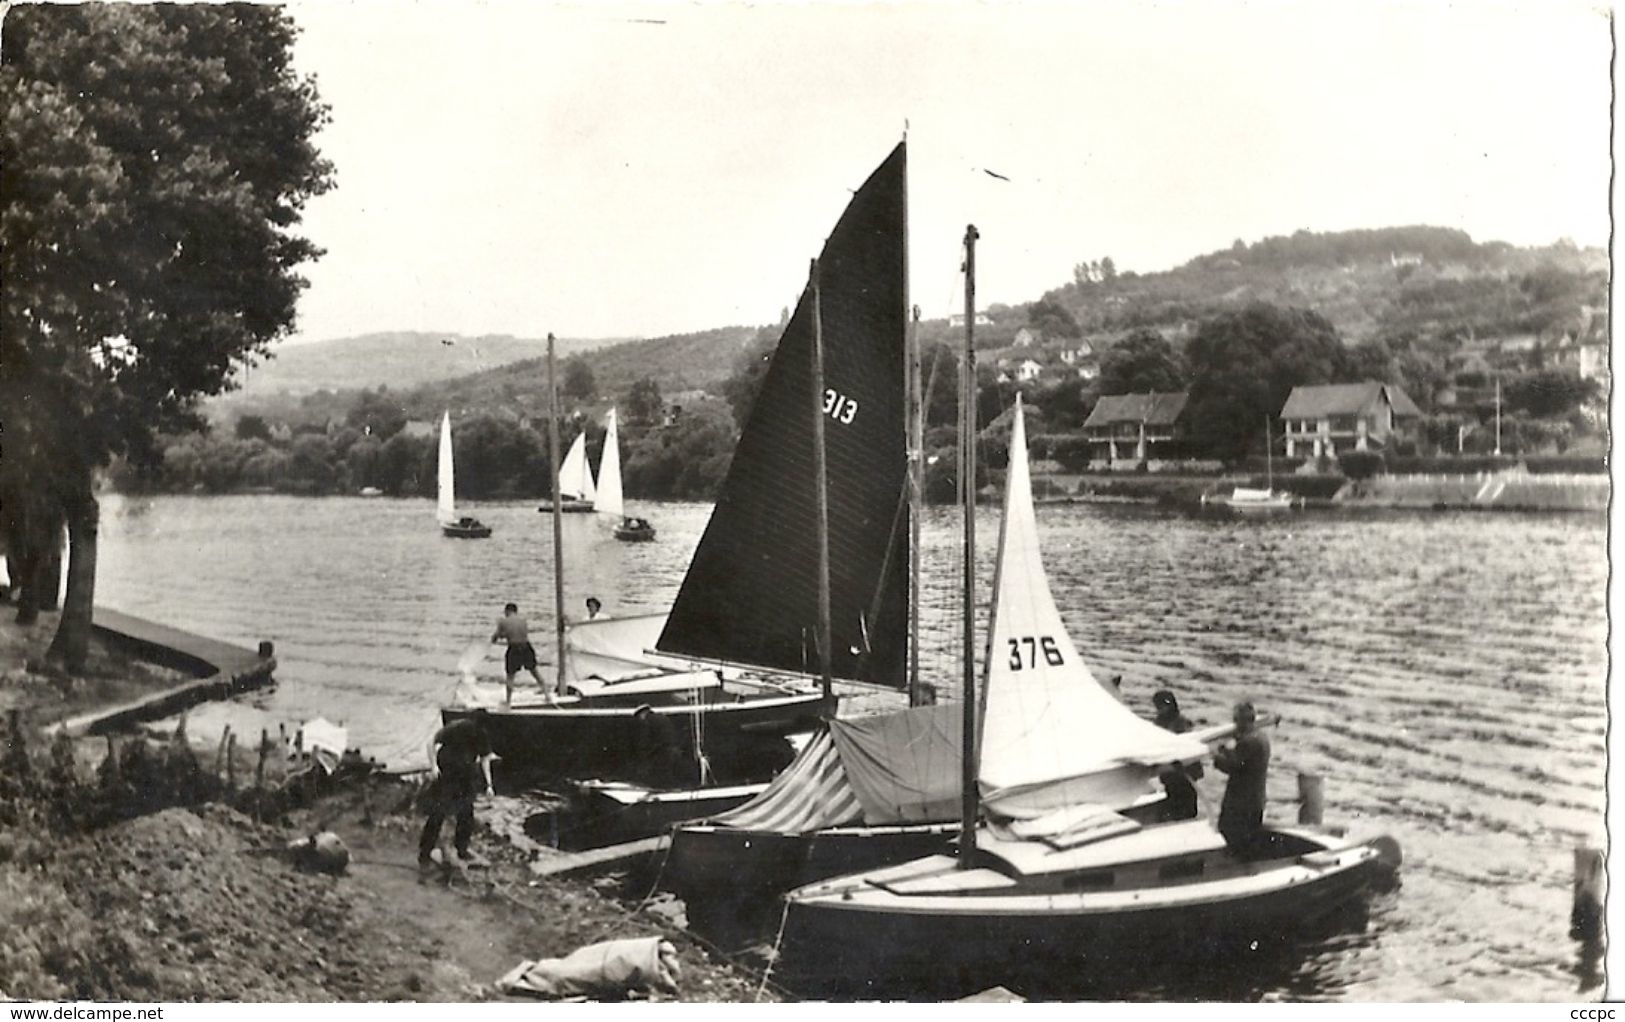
[755,898,794,1003]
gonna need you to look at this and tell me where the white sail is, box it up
[977,397,1207,820]
[559,431,596,503]
[596,408,625,520]
[437,411,457,525]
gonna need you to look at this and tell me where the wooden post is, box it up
[1571,845,1605,942]
[254,729,269,820]
[225,731,237,789]
[215,725,232,777]
[1297,772,1326,826]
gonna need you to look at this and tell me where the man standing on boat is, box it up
[1213,699,1271,856]
[493,602,547,703]
[1152,689,1201,821]
[419,709,495,868]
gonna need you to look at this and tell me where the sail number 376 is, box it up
[1008,636,1064,670]
[823,389,858,424]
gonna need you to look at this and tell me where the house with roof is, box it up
[1058,340,1095,365]
[1012,327,1041,349]
[1082,391,1190,466]
[1279,382,1421,458]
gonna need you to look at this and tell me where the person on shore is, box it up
[493,602,547,703]
[1152,689,1201,822]
[1213,699,1271,856]
[419,710,495,868]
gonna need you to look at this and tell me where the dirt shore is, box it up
[0,613,774,1003]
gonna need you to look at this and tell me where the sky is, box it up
[281,0,1614,346]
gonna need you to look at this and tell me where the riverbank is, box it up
[0,614,772,1003]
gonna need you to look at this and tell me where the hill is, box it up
[396,324,762,421]
[210,331,619,417]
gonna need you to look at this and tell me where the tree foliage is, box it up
[1184,303,1356,462]
[623,376,664,426]
[1026,296,1082,339]
[561,356,597,401]
[1,5,333,666]
[1098,328,1186,396]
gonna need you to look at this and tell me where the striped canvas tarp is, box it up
[707,730,864,833]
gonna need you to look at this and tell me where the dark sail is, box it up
[656,143,909,688]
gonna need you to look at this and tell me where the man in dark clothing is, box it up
[1213,700,1271,856]
[419,711,494,866]
[1152,689,1201,821]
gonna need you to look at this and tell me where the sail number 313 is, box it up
[823,389,858,424]
[1008,636,1064,670]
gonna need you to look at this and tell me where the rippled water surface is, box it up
[95,494,1608,1001]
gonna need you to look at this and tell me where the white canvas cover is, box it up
[559,432,596,502]
[595,408,625,519]
[977,398,1207,819]
[436,411,456,525]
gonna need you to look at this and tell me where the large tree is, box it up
[1,5,333,667]
[1184,303,1355,462]
[1098,328,1186,396]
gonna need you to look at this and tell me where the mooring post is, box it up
[215,725,231,777]
[254,728,269,820]
[1297,772,1326,826]
[1571,845,1605,942]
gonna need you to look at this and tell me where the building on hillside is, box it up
[1082,391,1189,466]
[1012,327,1041,348]
[1058,340,1095,365]
[1012,358,1043,383]
[1075,363,1100,381]
[1578,342,1610,383]
[399,419,436,440]
[1390,252,1423,267]
[948,311,994,328]
[1279,382,1420,458]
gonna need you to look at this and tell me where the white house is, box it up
[1012,327,1041,349]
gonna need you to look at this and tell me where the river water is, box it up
[94,493,1607,1001]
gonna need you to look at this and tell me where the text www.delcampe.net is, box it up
[9,1009,163,1020]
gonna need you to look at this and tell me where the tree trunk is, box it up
[47,491,97,673]
[14,545,41,625]
[39,541,63,611]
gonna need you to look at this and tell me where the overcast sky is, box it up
[282,0,1613,345]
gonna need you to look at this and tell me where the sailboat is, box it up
[596,408,654,541]
[665,228,1187,933]
[1208,415,1297,511]
[437,411,491,539]
[443,143,912,780]
[538,429,596,513]
[779,400,1399,997]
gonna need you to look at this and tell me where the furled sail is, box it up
[977,398,1207,819]
[655,143,910,688]
[436,411,457,525]
[596,408,625,520]
[558,431,597,503]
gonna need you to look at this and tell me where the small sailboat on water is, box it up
[594,408,654,541]
[779,398,1399,997]
[1206,415,1298,511]
[437,411,491,539]
[538,429,597,513]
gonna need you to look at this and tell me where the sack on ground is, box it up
[497,936,681,999]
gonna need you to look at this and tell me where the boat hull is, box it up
[440,523,492,538]
[667,821,958,936]
[568,781,767,848]
[614,526,657,542]
[442,689,828,782]
[537,500,595,513]
[778,829,1393,998]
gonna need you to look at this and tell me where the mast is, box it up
[908,305,923,706]
[901,131,921,708]
[959,224,980,867]
[547,333,566,700]
[810,258,834,704]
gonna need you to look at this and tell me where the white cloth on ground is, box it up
[497,936,681,999]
